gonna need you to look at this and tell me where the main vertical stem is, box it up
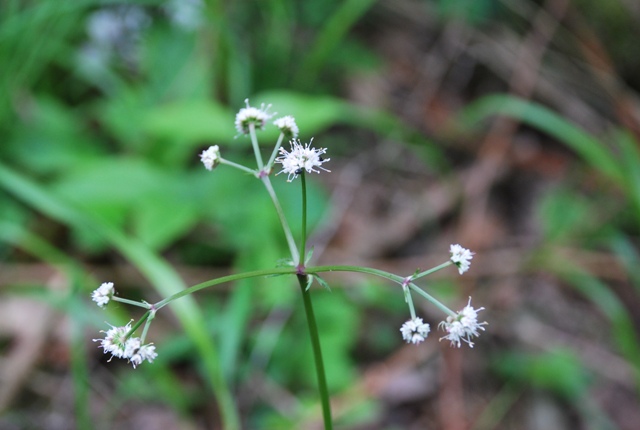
[298,172,332,429]
[297,275,333,429]
[299,173,308,265]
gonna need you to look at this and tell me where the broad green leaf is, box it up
[142,100,234,143]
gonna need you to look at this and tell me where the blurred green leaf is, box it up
[495,349,591,400]
[538,187,596,242]
[459,94,623,184]
[437,0,495,24]
[296,0,377,87]
[8,98,103,175]
[142,99,234,143]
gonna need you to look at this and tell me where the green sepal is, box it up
[276,257,295,268]
[313,274,332,292]
[304,246,315,265]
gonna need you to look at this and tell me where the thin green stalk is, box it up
[405,286,417,319]
[297,275,333,429]
[145,263,456,325]
[414,261,453,280]
[220,158,258,176]
[299,172,307,266]
[249,123,265,169]
[260,175,300,262]
[306,265,455,316]
[154,267,295,309]
[296,170,332,428]
[127,310,152,336]
[408,283,456,317]
[111,296,152,309]
[140,310,156,344]
[266,132,285,170]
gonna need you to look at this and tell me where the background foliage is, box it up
[2,0,640,429]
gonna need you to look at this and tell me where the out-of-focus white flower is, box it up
[129,344,158,368]
[400,317,431,344]
[275,139,330,181]
[449,244,474,275]
[94,322,158,368]
[273,115,299,139]
[164,0,204,31]
[200,145,221,171]
[94,322,135,359]
[439,297,487,348]
[235,99,275,135]
[92,282,115,308]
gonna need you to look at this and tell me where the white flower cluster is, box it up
[400,317,431,344]
[234,99,275,135]
[91,282,114,308]
[275,139,330,181]
[273,115,299,139]
[439,298,487,348]
[449,244,474,274]
[200,145,221,171]
[94,321,157,368]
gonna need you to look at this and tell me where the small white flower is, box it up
[275,138,330,181]
[449,244,474,274]
[200,145,221,171]
[94,322,134,359]
[124,337,141,358]
[235,99,275,135]
[439,297,487,348]
[400,317,431,344]
[129,344,158,368]
[273,115,299,139]
[92,282,114,308]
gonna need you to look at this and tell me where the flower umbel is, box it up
[235,99,275,135]
[94,321,134,359]
[94,321,157,368]
[129,344,158,368]
[273,115,299,139]
[439,297,487,348]
[449,244,474,274]
[200,145,221,171]
[275,138,330,181]
[400,317,431,344]
[92,282,115,308]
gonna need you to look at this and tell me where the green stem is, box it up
[220,158,258,176]
[249,123,264,170]
[154,267,295,309]
[297,275,333,429]
[408,283,455,317]
[260,175,300,263]
[299,172,307,266]
[306,265,456,316]
[111,296,152,309]
[140,310,156,344]
[405,287,417,319]
[151,263,456,318]
[126,310,152,337]
[414,261,453,280]
[266,132,285,171]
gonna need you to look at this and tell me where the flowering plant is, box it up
[91,99,487,429]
